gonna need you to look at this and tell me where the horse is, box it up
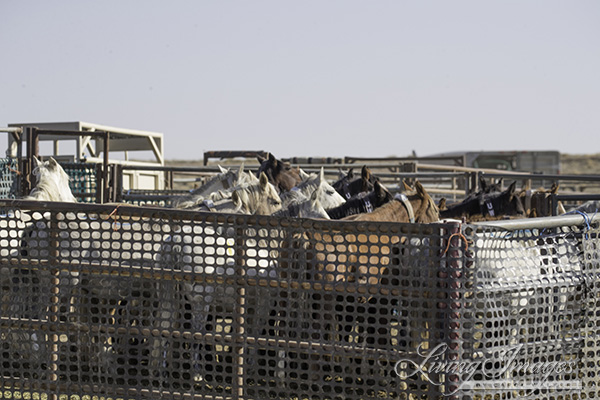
[331,165,376,200]
[280,168,345,211]
[272,188,330,219]
[326,180,393,220]
[343,181,439,223]
[1,156,78,371]
[190,172,282,215]
[170,164,246,209]
[439,181,525,221]
[257,153,303,193]
[25,156,77,202]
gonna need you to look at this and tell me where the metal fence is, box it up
[0,200,597,399]
[61,162,98,203]
[0,158,19,199]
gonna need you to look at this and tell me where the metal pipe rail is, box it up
[0,127,23,133]
[470,212,600,230]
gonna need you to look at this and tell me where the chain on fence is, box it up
[0,200,597,399]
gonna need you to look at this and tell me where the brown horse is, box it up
[343,181,439,223]
[257,153,303,193]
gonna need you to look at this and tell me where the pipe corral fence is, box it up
[0,199,598,399]
[1,140,600,398]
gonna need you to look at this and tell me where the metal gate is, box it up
[0,200,596,399]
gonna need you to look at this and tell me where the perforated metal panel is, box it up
[0,200,597,399]
[61,162,97,203]
[0,158,19,199]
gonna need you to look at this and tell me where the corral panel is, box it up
[0,200,596,399]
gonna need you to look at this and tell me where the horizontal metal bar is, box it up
[0,127,23,133]
[471,212,600,230]
[482,171,600,182]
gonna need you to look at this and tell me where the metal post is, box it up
[103,132,110,203]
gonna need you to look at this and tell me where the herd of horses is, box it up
[1,154,577,388]
[22,153,563,223]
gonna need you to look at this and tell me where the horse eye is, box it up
[326,190,334,195]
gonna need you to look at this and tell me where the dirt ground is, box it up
[560,153,600,175]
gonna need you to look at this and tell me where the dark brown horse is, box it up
[332,165,376,200]
[257,153,303,193]
[344,181,439,223]
[326,180,393,220]
[440,181,525,221]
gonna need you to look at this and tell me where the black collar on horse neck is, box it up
[342,183,352,200]
[394,193,415,223]
[362,195,374,213]
[481,198,495,217]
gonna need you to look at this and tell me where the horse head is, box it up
[441,181,525,221]
[232,172,282,215]
[257,153,302,193]
[332,165,375,200]
[26,157,77,202]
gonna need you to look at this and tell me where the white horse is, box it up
[171,164,244,209]
[280,168,345,211]
[25,156,77,202]
[188,172,282,215]
[272,188,330,219]
[1,156,77,257]
[0,156,78,368]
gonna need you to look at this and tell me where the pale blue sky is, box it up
[1,1,599,160]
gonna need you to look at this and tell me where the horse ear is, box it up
[33,156,41,167]
[257,155,266,163]
[347,169,354,180]
[550,182,559,194]
[402,180,412,191]
[374,181,385,198]
[361,166,371,181]
[479,176,488,191]
[268,153,277,166]
[506,181,517,196]
[259,171,269,189]
[319,167,325,183]
[48,157,58,169]
[218,165,228,174]
[438,198,447,210]
[414,181,427,198]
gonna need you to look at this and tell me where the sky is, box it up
[1,1,599,160]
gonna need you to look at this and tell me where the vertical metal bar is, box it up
[439,222,465,399]
[95,163,103,204]
[49,210,60,400]
[103,132,110,203]
[113,164,123,202]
